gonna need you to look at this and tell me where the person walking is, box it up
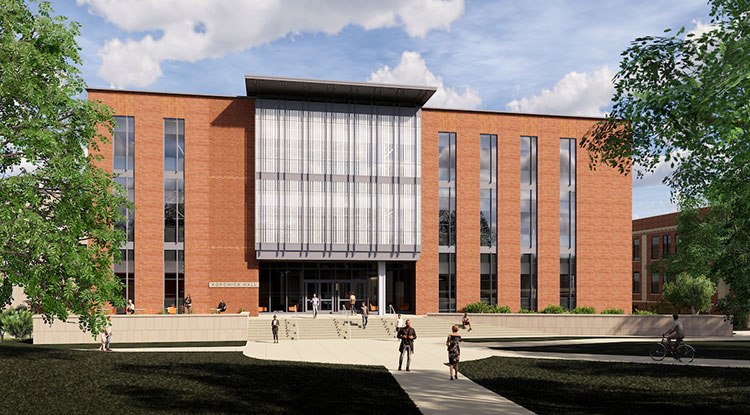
[271,315,280,343]
[184,294,192,314]
[398,319,417,371]
[104,316,113,351]
[311,293,320,319]
[349,291,357,315]
[395,314,404,339]
[447,325,462,380]
[361,302,368,329]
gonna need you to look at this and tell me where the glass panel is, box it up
[633,272,640,293]
[651,273,660,294]
[651,236,659,259]
[439,132,450,180]
[480,134,490,183]
[127,116,135,170]
[633,238,640,260]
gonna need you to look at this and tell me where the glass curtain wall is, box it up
[164,118,185,312]
[113,115,134,312]
[439,132,457,312]
[254,100,421,259]
[520,136,538,311]
[480,134,498,304]
[560,138,577,310]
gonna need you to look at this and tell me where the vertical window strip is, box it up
[521,136,537,311]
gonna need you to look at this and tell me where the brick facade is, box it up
[90,89,631,315]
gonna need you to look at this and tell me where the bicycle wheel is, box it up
[649,343,667,361]
[676,344,695,363]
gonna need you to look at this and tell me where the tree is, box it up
[0,0,129,335]
[662,272,717,314]
[581,0,750,323]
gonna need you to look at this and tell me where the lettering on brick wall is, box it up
[208,282,259,288]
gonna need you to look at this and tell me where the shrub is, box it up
[0,307,14,341]
[601,308,625,314]
[463,302,491,313]
[663,272,717,314]
[541,305,565,314]
[490,305,512,314]
[237,308,245,313]
[572,306,597,314]
[1,308,33,340]
[517,309,536,314]
[633,309,655,315]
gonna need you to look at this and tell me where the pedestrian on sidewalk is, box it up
[311,293,320,319]
[398,319,417,371]
[349,291,357,315]
[462,312,472,331]
[104,316,113,351]
[271,315,280,343]
[184,294,192,314]
[361,302,368,328]
[447,325,462,380]
[395,314,404,339]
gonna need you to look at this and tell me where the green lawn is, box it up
[461,356,750,414]
[0,340,419,415]
[497,340,750,360]
[463,336,622,343]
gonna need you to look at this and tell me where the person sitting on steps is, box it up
[462,313,472,331]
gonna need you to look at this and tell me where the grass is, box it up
[0,340,419,415]
[42,341,248,349]
[498,340,750,360]
[461,356,750,414]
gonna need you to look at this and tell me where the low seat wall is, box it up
[33,313,249,345]
[425,314,733,337]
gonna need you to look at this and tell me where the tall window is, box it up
[164,118,185,312]
[633,272,640,294]
[560,138,576,310]
[675,234,679,253]
[633,238,640,261]
[438,132,456,312]
[521,136,537,311]
[480,134,497,305]
[113,116,134,308]
[651,236,660,259]
[651,273,660,294]
[663,235,671,256]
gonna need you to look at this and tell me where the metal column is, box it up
[378,261,386,315]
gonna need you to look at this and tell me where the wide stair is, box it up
[248,315,541,341]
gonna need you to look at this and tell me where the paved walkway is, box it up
[242,338,533,414]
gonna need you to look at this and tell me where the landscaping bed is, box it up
[461,356,750,414]
[0,340,419,415]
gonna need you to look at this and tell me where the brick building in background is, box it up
[89,75,631,316]
[632,211,727,312]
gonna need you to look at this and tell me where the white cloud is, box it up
[369,51,481,109]
[505,65,615,117]
[686,19,717,39]
[78,0,465,88]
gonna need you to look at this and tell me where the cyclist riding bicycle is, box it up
[663,313,684,352]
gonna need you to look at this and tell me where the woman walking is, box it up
[446,325,462,380]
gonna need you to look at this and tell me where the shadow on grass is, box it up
[1,342,419,415]
[461,356,750,415]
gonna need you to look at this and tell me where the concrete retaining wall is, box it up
[425,314,733,337]
[33,313,249,345]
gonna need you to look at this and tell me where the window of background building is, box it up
[651,273,660,294]
[439,132,456,312]
[675,234,679,253]
[633,238,640,261]
[480,134,497,305]
[651,236,660,259]
[633,272,640,294]
[164,118,185,312]
[560,138,576,310]
[663,234,671,256]
[521,136,538,311]
[113,115,134,310]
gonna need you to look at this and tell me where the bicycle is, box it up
[649,335,695,363]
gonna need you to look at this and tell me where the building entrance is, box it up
[304,280,367,313]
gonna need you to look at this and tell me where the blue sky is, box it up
[51,0,714,219]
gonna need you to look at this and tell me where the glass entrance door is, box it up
[336,281,367,313]
[305,281,334,313]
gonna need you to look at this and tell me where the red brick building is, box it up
[90,76,631,316]
[632,211,727,312]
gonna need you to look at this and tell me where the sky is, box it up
[50,0,715,219]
